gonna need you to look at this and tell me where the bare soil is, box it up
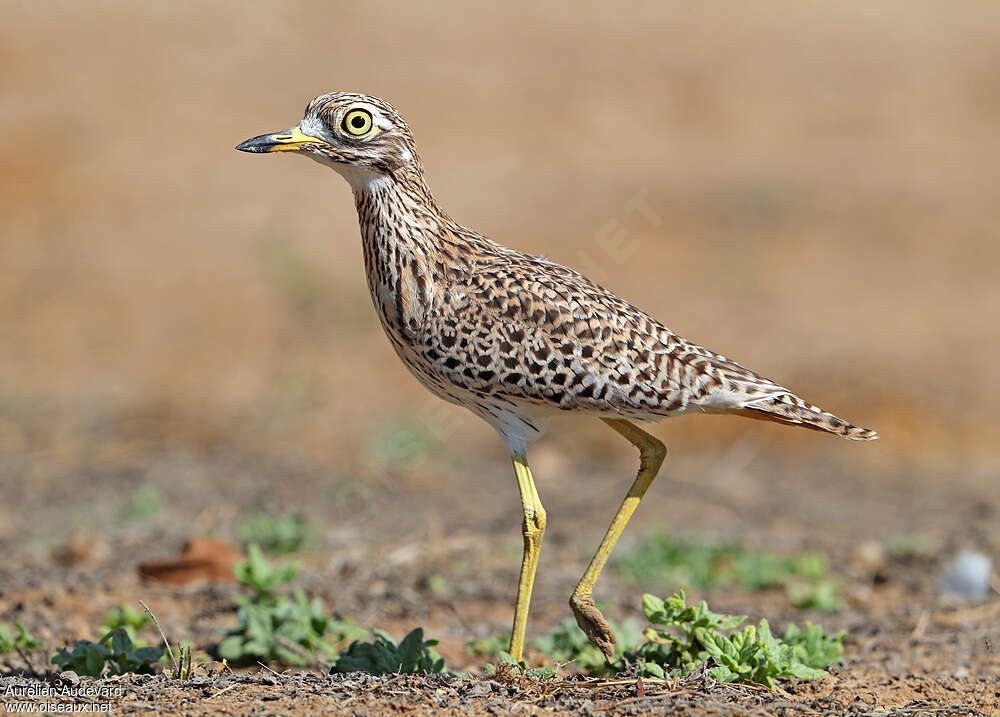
[1,432,998,714]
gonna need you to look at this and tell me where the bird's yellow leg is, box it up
[507,454,547,663]
[570,418,666,659]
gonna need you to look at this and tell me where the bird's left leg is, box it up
[570,418,666,659]
[507,454,547,663]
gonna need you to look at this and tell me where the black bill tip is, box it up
[235,133,278,153]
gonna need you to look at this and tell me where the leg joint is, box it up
[640,436,667,469]
[522,504,547,537]
[601,418,667,469]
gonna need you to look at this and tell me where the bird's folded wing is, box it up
[415,250,787,417]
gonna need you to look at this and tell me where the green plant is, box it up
[237,511,316,554]
[331,628,449,675]
[102,604,151,645]
[51,629,163,677]
[219,544,366,666]
[465,632,510,657]
[119,485,163,522]
[779,622,845,671]
[785,577,844,612]
[0,621,41,652]
[617,532,842,611]
[171,641,194,680]
[235,543,301,595]
[219,589,365,666]
[627,591,844,688]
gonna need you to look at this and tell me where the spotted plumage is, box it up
[237,91,877,661]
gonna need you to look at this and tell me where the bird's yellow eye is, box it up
[341,108,375,137]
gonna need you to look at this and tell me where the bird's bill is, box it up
[235,126,325,153]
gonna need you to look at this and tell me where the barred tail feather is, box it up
[735,394,878,441]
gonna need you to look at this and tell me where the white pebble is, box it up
[939,550,993,599]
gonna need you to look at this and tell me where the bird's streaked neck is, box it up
[345,160,454,338]
[341,163,450,236]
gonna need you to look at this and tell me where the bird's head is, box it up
[236,92,419,188]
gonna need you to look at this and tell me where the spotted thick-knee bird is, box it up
[237,92,877,662]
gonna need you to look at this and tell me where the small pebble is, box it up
[466,681,493,698]
[939,550,993,598]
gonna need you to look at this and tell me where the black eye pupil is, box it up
[351,115,366,129]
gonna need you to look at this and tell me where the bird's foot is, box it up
[569,592,617,660]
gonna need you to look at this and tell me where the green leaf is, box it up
[708,665,738,682]
[0,624,13,651]
[642,594,667,623]
[0,621,41,652]
[84,646,106,677]
[217,635,244,660]
[397,628,424,668]
[783,662,828,680]
[107,628,132,656]
[639,661,664,678]
[695,628,730,663]
[132,646,164,664]
[276,645,307,665]
[717,614,748,631]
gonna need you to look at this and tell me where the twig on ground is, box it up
[257,661,284,678]
[205,681,239,701]
[139,600,177,673]
[581,677,671,689]
[273,634,318,668]
[15,646,37,676]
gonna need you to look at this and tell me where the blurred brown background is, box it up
[2,1,998,558]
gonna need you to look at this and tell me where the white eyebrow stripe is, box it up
[299,115,327,138]
[345,101,393,131]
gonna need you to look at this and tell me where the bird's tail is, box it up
[733,393,878,441]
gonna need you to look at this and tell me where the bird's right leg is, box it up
[507,454,547,663]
